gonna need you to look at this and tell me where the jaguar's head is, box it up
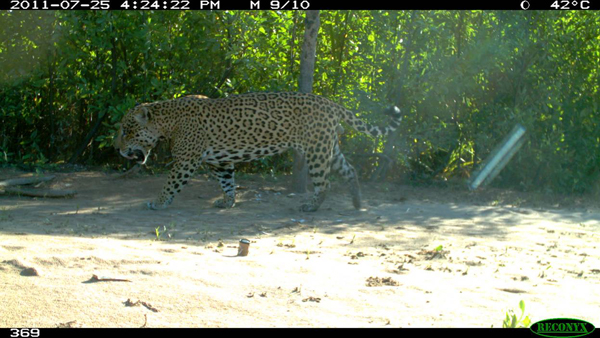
[114,104,162,165]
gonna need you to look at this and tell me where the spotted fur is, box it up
[114,92,401,212]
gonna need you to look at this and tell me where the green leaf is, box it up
[510,315,517,328]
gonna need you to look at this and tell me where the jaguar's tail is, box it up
[342,106,402,138]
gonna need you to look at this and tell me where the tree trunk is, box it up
[298,11,320,93]
[292,10,320,194]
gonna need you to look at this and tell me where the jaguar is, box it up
[114,92,401,212]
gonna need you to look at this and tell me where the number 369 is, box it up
[10,329,40,338]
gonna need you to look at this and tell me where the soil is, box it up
[0,167,598,328]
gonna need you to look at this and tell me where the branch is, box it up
[0,175,55,187]
[2,187,77,198]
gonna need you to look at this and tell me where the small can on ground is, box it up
[238,239,251,256]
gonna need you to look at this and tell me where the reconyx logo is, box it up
[531,318,595,338]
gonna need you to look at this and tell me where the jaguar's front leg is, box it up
[208,163,236,208]
[148,159,200,210]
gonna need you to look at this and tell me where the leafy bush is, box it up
[1,11,599,195]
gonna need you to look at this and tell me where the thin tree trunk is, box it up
[292,10,320,193]
[298,11,320,93]
[47,50,56,161]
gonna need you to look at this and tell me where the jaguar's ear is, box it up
[134,106,151,126]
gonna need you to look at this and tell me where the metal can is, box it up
[238,239,250,256]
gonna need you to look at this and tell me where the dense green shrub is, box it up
[1,11,598,194]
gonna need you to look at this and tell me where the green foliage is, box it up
[1,11,599,194]
[502,300,532,328]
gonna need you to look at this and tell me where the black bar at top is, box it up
[3,0,599,11]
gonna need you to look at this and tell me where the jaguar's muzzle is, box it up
[120,149,148,164]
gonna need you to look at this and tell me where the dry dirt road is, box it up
[0,169,598,327]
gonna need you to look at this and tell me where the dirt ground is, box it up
[0,167,599,328]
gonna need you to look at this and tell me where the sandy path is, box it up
[0,170,598,327]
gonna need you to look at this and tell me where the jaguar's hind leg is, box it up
[330,142,362,209]
[299,149,333,212]
[208,163,236,208]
